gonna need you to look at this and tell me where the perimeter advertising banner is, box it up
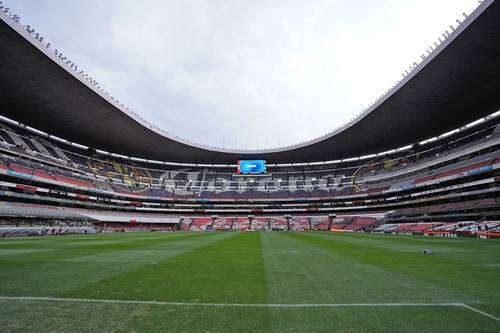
[237,160,266,174]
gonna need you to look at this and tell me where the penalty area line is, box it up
[0,296,498,322]
[458,303,500,322]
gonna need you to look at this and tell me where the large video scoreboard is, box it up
[237,160,266,174]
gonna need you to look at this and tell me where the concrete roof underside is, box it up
[0,1,499,164]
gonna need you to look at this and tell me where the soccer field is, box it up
[0,231,499,332]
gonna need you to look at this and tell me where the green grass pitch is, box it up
[0,231,499,332]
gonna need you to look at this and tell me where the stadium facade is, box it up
[0,0,499,236]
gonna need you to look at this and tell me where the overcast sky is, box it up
[9,0,479,149]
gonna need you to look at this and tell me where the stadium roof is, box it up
[0,0,499,164]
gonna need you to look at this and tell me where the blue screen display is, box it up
[238,160,266,174]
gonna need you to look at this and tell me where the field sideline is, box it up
[0,231,499,332]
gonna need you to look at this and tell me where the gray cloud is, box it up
[10,0,478,149]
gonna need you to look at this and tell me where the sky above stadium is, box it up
[9,0,479,150]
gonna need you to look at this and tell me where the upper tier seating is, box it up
[0,117,498,199]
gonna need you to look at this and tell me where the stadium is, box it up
[0,0,499,332]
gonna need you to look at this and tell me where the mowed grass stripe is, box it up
[0,232,218,265]
[64,232,270,305]
[301,232,500,295]
[0,232,194,248]
[0,232,225,297]
[262,232,454,304]
[295,232,500,316]
[309,232,500,259]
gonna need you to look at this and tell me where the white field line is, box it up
[0,296,456,308]
[459,303,500,322]
[0,296,499,322]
